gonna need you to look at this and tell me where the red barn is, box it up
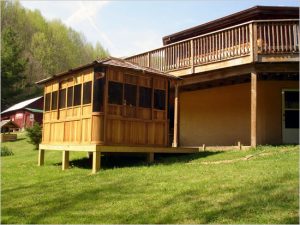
[1,96,43,131]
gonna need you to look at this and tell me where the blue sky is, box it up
[20,0,299,57]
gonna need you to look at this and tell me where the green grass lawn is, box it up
[1,132,299,224]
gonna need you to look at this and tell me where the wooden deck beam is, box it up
[39,144,198,153]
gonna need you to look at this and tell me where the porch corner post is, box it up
[172,83,179,148]
[62,150,69,170]
[251,72,257,147]
[38,149,45,166]
[92,151,101,174]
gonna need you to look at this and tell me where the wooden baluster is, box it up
[267,24,271,52]
[293,23,297,52]
[230,29,232,56]
[217,33,220,60]
[280,24,283,52]
[221,32,223,59]
[263,24,266,52]
[289,24,292,52]
[296,23,299,52]
[271,23,275,52]
[238,27,241,55]
[212,34,214,61]
[284,24,288,52]
[200,38,203,63]
[246,25,249,53]
[276,24,279,52]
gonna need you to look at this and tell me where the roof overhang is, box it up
[36,57,180,85]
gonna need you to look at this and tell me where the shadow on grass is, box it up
[53,151,223,171]
[155,151,222,165]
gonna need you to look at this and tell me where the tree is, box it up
[25,122,42,150]
[1,27,27,109]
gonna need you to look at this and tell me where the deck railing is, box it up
[126,19,299,73]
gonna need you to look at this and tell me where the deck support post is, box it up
[62,151,69,170]
[38,149,44,166]
[146,153,154,163]
[172,83,179,147]
[251,72,257,147]
[92,151,101,174]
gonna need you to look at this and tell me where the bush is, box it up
[1,146,14,156]
[26,122,42,150]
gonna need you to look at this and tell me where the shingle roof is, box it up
[36,57,178,84]
[1,96,43,114]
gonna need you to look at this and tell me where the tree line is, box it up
[1,0,109,110]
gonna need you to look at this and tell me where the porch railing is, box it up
[126,19,299,73]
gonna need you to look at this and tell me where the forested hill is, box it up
[1,1,109,110]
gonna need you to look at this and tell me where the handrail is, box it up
[126,19,299,58]
[126,19,299,73]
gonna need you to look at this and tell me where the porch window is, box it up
[139,86,152,108]
[83,81,92,105]
[93,78,104,112]
[154,89,166,110]
[51,91,58,110]
[108,81,123,105]
[67,86,73,107]
[45,93,51,111]
[59,89,66,109]
[73,84,82,106]
[124,83,137,106]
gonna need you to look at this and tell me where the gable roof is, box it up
[1,96,43,114]
[36,57,179,85]
[0,120,20,129]
[163,5,299,45]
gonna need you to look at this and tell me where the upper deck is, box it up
[126,19,299,77]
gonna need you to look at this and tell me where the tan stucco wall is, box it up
[257,80,298,145]
[180,83,251,146]
[180,80,298,146]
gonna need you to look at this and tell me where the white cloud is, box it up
[64,1,108,26]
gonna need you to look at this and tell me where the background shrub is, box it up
[26,122,42,150]
[1,146,14,157]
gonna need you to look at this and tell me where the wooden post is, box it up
[251,72,257,147]
[146,153,154,163]
[252,23,258,62]
[62,151,69,170]
[38,149,45,166]
[147,52,150,67]
[92,151,101,174]
[172,83,179,147]
[237,141,242,150]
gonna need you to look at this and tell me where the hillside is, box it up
[1,133,298,224]
[1,1,109,109]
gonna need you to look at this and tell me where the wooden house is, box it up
[37,57,197,173]
[1,96,44,131]
[126,5,299,148]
